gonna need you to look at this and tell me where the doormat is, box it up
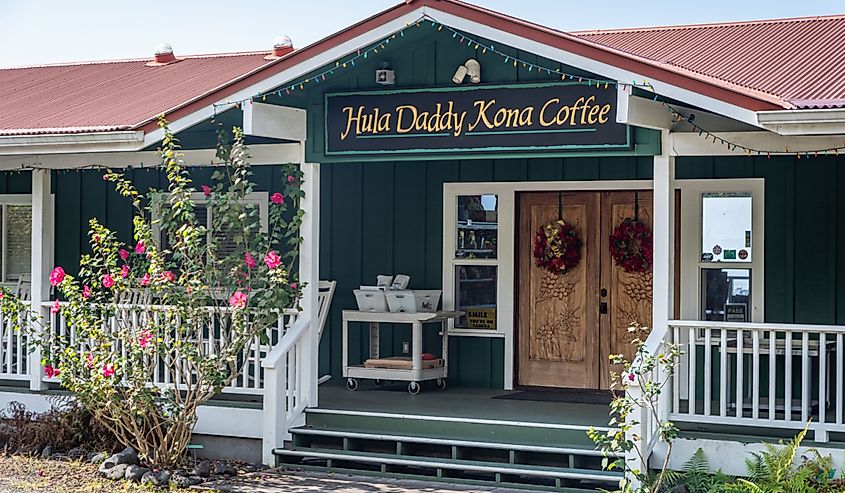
[492,389,613,405]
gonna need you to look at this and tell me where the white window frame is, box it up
[152,191,270,244]
[0,194,53,284]
[443,180,654,390]
[678,178,765,323]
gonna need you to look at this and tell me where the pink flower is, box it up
[135,241,146,255]
[290,282,297,290]
[102,274,114,288]
[121,265,130,278]
[229,290,248,309]
[0,292,5,299]
[49,266,65,286]
[270,192,284,205]
[50,299,60,314]
[86,353,94,369]
[161,271,175,282]
[102,363,115,378]
[138,330,153,348]
[83,285,91,299]
[287,175,295,183]
[202,185,212,197]
[244,252,256,269]
[102,174,110,181]
[140,273,151,286]
[44,365,59,378]
[264,251,282,269]
[119,249,129,260]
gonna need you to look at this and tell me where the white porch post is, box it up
[300,162,321,407]
[653,130,675,421]
[29,169,51,391]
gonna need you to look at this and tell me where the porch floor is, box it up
[315,381,611,428]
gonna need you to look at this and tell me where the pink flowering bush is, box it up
[0,119,304,468]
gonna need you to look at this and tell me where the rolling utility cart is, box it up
[341,310,463,394]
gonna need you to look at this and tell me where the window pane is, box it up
[454,265,496,329]
[701,193,752,262]
[212,203,260,257]
[701,268,751,321]
[6,205,31,280]
[457,195,497,259]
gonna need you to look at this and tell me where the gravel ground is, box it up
[0,456,534,493]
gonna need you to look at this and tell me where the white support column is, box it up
[653,130,675,341]
[300,162,321,407]
[29,169,52,391]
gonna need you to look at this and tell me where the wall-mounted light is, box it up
[452,59,481,84]
[376,61,395,85]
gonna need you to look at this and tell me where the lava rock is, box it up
[170,473,203,487]
[140,470,170,487]
[192,459,212,477]
[103,463,129,480]
[89,452,108,464]
[40,445,53,459]
[124,464,150,482]
[101,447,138,469]
[245,463,269,472]
[214,462,238,476]
[66,447,85,459]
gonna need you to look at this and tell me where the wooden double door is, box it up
[517,191,653,389]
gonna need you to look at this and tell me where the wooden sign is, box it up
[325,83,630,155]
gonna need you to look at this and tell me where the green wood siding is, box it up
[677,155,844,325]
[319,156,652,388]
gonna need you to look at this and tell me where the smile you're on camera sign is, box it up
[324,83,630,155]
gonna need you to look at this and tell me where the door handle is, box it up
[599,302,608,315]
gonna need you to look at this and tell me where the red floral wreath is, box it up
[533,219,582,275]
[609,218,653,273]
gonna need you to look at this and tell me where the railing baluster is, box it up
[704,327,712,416]
[837,333,843,425]
[688,327,697,415]
[769,330,776,420]
[752,329,760,420]
[720,327,728,417]
[785,331,793,421]
[673,325,680,414]
[802,331,810,423]
[736,329,744,418]
[819,332,827,424]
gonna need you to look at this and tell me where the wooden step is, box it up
[274,446,622,488]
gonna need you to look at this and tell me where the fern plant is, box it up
[659,448,732,493]
[723,423,837,493]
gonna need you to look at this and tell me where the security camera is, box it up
[452,64,468,84]
[464,59,480,83]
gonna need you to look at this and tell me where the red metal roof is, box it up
[0,52,277,136]
[573,15,845,109]
[1,2,840,139]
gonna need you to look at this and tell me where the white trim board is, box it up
[0,390,263,439]
[0,144,303,170]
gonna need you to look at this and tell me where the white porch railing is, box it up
[669,320,845,442]
[39,302,299,395]
[0,302,31,380]
[261,316,313,464]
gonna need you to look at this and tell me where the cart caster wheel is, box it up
[408,381,421,395]
[374,379,383,387]
[436,378,447,391]
[346,378,359,391]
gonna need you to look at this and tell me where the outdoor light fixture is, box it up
[452,59,481,84]
[376,61,395,85]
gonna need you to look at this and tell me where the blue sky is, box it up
[1,0,842,68]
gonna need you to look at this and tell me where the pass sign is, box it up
[325,83,630,155]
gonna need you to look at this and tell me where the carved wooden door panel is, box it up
[517,192,600,389]
[599,191,654,389]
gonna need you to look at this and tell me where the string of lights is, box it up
[194,14,845,159]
